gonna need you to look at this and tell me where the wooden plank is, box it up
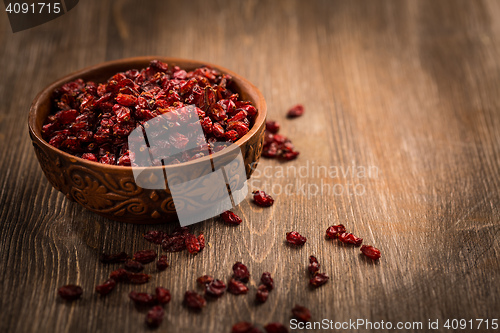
[0,0,499,332]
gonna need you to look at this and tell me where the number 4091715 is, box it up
[5,3,61,14]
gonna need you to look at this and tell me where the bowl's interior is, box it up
[29,57,266,170]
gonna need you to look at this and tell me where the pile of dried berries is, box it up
[262,120,300,161]
[42,60,258,165]
[143,226,205,255]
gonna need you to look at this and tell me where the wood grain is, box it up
[0,0,499,332]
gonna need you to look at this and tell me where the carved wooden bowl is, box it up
[28,57,266,224]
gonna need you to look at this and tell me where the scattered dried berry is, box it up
[184,290,206,310]
[133,250,157,264]
[287,104,304,118]
[264,322,289,333]
[156,255,169,271]
[205,279,226,298]
[286,231,307,246]
[252,190,274,207]
[144,230,167,244]
[228,278,249,295]
[95,279,116,296]
[124,259,144,273]
[292,304,311,322]
[256,285,269,303]
[309,273,329,288]
[197,275,214,286]
[156,287,171,304]
[265,120,280,134]
[129,291,157,306]
[185,234,202,254]
[198,233,205,251]
[126,272,151,284]
[360,245,381,260]
[260,272,274,290]
[162,235,186,252]
[338,232,363,247]
[58,285,83,301]
[145,305,164,328]
[325,224,346,239]
[232,262,250,282]
[221,210,243,225]
[232,322,263,333]
[308,256,320,276]
[99,252,129,264]
[109,268,128,282]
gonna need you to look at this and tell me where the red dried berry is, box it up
[309,273,329,288]
[145,305,164,328]
[95,279,116,296]
[58,285,83,301]
[252,190,274,207]
[338,232,363,247]
[109,268,128,282]
[232,322,257,333]
[198,233,205,251]
[156,287,171,304]
[133,250,157,264]
[221,210,242,225]
[144,230,167,244]
[360,245,381,260]
[264,322,289,333]
[99,252,129,263]
[185,234,201,254]
[162,235,186,252]
[265,120,280,134]
[126,272,151,284]
[326,224,346,239]
[156,255,169,271]
[286,104,304,118]
[286,231,307,246]
[260,272,274,290]
[124,259,144,273]
[292,304,311,322]
[256,285,269,303]
[129,291,157,306]
[184,291,206,310]
[308,256,320,276]
[228,278,249,295]
[197,275,214,286]
[232,262,250,282]
[205,279,226,297]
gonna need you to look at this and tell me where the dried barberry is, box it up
[129,291,157,306]
[292,304,311,322]
[286,104,304,118]
[145,305,164,328]
[126,272,151,284]
[260,272,274,290]
[232,262,250,282]
[58,285,83,301]
[256,285,269,303]
[338,232,363,246]
[326,224,346,239]
[221,210,242,225]
[232,322,263,333]
[185,234,201,254]
[264,322,289,333]
[156,255,169,271]
[205,279,226,298]
[286,231,307,246]
[228,278,249,295]
[162,235,186,252]
[144,230,167,244]
[184,290,206,310]
[308,256,320,276]
[99,251,129,264]
[124,259,144,273]
[252,190,274,207]
[133,250,157,264]
[109,268,128,282]
[155,287,171,304]
[265,121,280,134]
[197,275,214,286]
[95,279,116,296]
[360,245,381,260]
[309,273,329,288]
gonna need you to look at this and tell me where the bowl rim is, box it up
[28,56,267,170]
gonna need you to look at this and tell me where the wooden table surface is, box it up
[1,1,499,332]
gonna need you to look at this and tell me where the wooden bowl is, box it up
[28,57,266,224]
